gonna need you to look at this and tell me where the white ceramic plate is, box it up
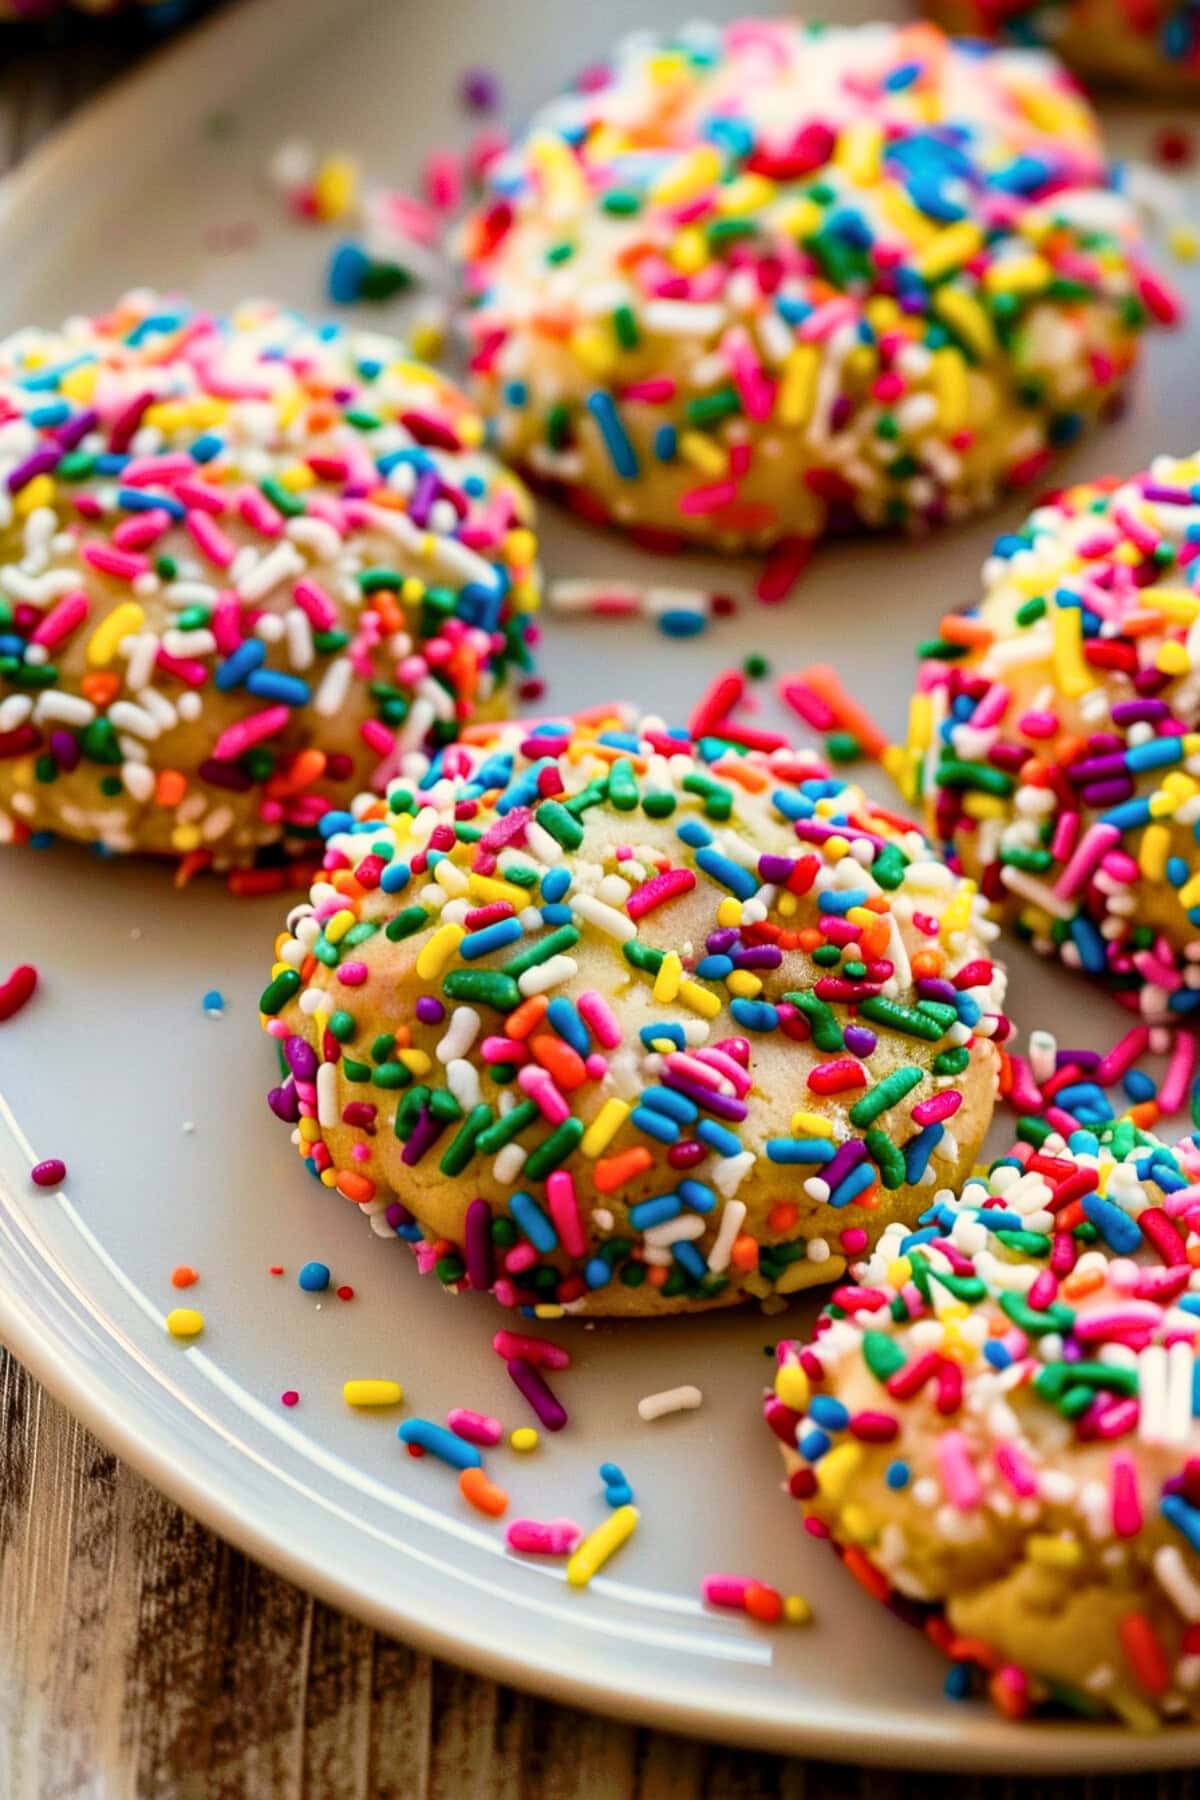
[3,0,1200,1769]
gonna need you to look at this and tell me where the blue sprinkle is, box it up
[658,609,707,639]
[944,1665,972,1701]
[586,391,639,478]
[729,998,778,1033]
[584,1257,613,1289]
[202,989,225,1016]
[327,241,370,304]
[629,1193,682,1231]
[672,1240,707,1281]
[640,1021,685,1051]
[398,1418,482,1470]
[214,640,266,691]
[1081,1190,1142,1255]
[461,917,524,960]
[798,1428,830,1462]
[885,1459,910,1490]
[546,995,589,1057]
[245,669,312,707]
[380,861,412,893]
[809,1395,849,1430]
[830,1162,876,1209]
[765,1138,836,1165]
[694,846,757,898]
[696,1119,743,1158]
[510,1190,558,1253]
[541,867,571,904]
[678,1179,716,1215]
[1163,1492,1200,1555]
[630,1106,680,1145]
[298,1261,331,1292]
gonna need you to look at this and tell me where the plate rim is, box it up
[0,0,1199,1770]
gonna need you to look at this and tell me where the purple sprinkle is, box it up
[916,977,958,1004]
[50,729,81,772]
[822,1139,869,1192]
[756,854,795,884]
[659,1073,748,1121]
[416,996,445,1025]
[465,1197,495,1291]
[401,1106,445,1167]
[386,1199,416,1228]
[8,446,62,493]
[267,1082,301,1123]
[843,1024,877,1059]
[705,928,739,954]
[54,407,98,452]
[731,946,782,970]
[1080,779,1134,808]
[461,66,500,112]
[285,1034,318,1080]
[198,757,255,792]
[506,1356,566,1431]
[1111,699,1169,725]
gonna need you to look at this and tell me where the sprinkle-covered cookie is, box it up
[902,456,1200,1019]
[768,1122,1200,1727]
[0,294,539,870]
[460,19,1173,555]
[260,710,1009,1316]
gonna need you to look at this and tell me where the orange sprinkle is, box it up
[80,671,121,707]
[781,663,889,758]
[267,747,327,798]
[173,848,213,888]
[1119,1614,1170,1695]
[842,1546,890,1604]
[988,1671,1032,1719]
[936,614,994,649]
[507,994,549,1041]
[730,1234,759,1272]
[1061,1265,1106,1301]
[1130,1101,1161,1130]
[529,1033,588,1090]
[155,769,187,807]
[768,1202,799,1235]
[911,950,944,980]
[646,1264,669,1289]
[744,1583,784,1624]
[459,1466,508,1518]
[594,1147,654,1194]
[336,1170,376,1205]
[170,1265,199,1289]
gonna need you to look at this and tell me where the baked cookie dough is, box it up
[926,0,1200,98]
[767,1122,1200,1726]
[901,455,1200,1021]
[459,18,1172,555]
[0,293,539,868]
[260,710,1010,1316]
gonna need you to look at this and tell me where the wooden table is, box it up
[0,20,1194,1799]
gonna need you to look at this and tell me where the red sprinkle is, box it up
[0,964,38,1023]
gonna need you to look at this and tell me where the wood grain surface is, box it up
[2,16,1200,1798]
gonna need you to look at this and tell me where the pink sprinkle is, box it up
[81,542,149,581]
[32,591,89,648]
[701,1574,754,1609]
[293,578,339,631]
[936,1430,982,1510]
[506,1517,582,1556]
[31,1157,66,1189]
[212,704,290,762]
[186,509,237,569]
[547,1170,587,1258]
[447,1407,502,1447]
[337,962,369,987]
[994,1441,1038,1498]
[1159,1030,1197,1117]
[518,1064,569,1124]
[756,535,813,605]
[910,1090,962,1128]
[1054,823,1120,900]
[492,1329,569,1370]
[280,1390,300,1408]
[626,866,697,920]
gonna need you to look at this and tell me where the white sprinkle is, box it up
[706,1200,745,1273]
[316,1062,339,1129]
[637,1385,703,1423]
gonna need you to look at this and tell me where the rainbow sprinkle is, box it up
[0,294,539,870]
[260,709,1010,1314]
[903,455,1200,1017]
[768,1120,1200,1727]
[460,19,1174,555]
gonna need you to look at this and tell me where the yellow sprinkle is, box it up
[776,197,825,241]
[571,327,617,379]
[726,970,763,999]
[15,473,55,517]
[1137,587,1199,625]
[916,222,982,283]
[1028,1534,1083,1570]
[298,1117,321,1144]
[1140,822,1170,881]
[878,185,938,248]
[774,1361,810,1412]
[647,950,684,1006]
[171,824,202,853]
[1170,225,1199,263]
[319,1168,338,1187]
[343,1379,404,1408]
[324,909,357,945]
[939,884,974,945]
[983,254,1051,296]
[887,1257,913,1288]
[504,526,537,567]
[1178,872,1200,912]
[670,225,709,275]
[415,922,465,982]
[716,897,743,928]
[566,1504,639,1588]
[678,980,721,1020]
[717,172,775,215]
[1051,605,1091,698]
[678,430,728,478]
[835,118,881,185]
[468,873,528,906]
[778,344,820,428]
[776,1255,846,1294]
[823,834,850,862]
[784,1594,813,1626]
[510,1427,539,1453]
[932,286,995,360]
[398,1048,432,1077]
[1157,639,1191,678]
[582,1097,630,1157]
[815,1442,863,1505]
[778,892,798,918]
[790,1111,835,1139]
[962,792,1007,822]
[313,154,359,221]
[166,1308,204,1339]
[840,1503,879,1544]
[930,347,969,434]
[649,144,723,208]
[87,601,145,667]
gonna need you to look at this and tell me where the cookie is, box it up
[767,1121,1200,1726]
[260,709,1010,1316]
[902,456,1200,1021]
[0,293,539,870]
[460,18,1172,555]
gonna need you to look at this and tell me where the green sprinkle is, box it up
[536,799,585,850]
[385,905,429,942]
[371,1062,413,1090]
[936,757,1014,798]
[857,997,946,1042]
[439,1104,494,1177]
[523,1117,585,1180]
[259,970,301,1015]
[786,990,843,1052]
[476,1099,540,1155]
[443,970,521,1011]
[932,1047,970,1076]
[501,924,580,978]
[862,1329,906,1383]
[864,1128,907,1190]
[849,1067,924,1128]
